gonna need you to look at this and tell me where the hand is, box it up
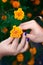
[0,33,28,58]
[20,20,43,43]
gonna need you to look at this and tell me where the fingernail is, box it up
[25,32,27,36]
[26,38,30,41]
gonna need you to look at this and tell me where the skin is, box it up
[20,20,43,43]
[0,16,43,58]
[0,33,28,58]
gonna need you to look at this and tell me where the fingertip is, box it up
[19,23,23,27]
[24,32,27,36]
[26,38,30,42]
[19,25,28,31]
[19,24,26,30]
[19,24,23,29]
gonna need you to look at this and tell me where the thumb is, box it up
[26,34,35,41]
[19,20,34,30]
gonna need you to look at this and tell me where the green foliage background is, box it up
[0,0,43,65]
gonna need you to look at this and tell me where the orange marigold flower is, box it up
[14,8,24,20]
[10,25,23,38]
[1,27,8,33]
[12,1,20,8]
[1,15,7,20]
[2,0,7,3]
[17,53,24,62]
[30,47,37,55]
[27,13,32,18]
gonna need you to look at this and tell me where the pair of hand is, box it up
[0,16,43,58]
[0,33,28,58]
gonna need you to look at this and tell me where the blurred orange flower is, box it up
[27,13,32,18]
[2,0,7,3]
[17,53,24,62]
[10,25,23,38]
[33,0,40,5]
[12,1,20,8]
[1,15,7,20]
[1,27,8,33]
[14,8,24,20]
[30,47,37,55]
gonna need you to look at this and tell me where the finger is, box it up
[12,38,19,49]
[19,20,35,30]
[26,34,35,41]
[1,37,13,44]
[13,41,28,55]
[17,33,26,52]
[20,39,28,53]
